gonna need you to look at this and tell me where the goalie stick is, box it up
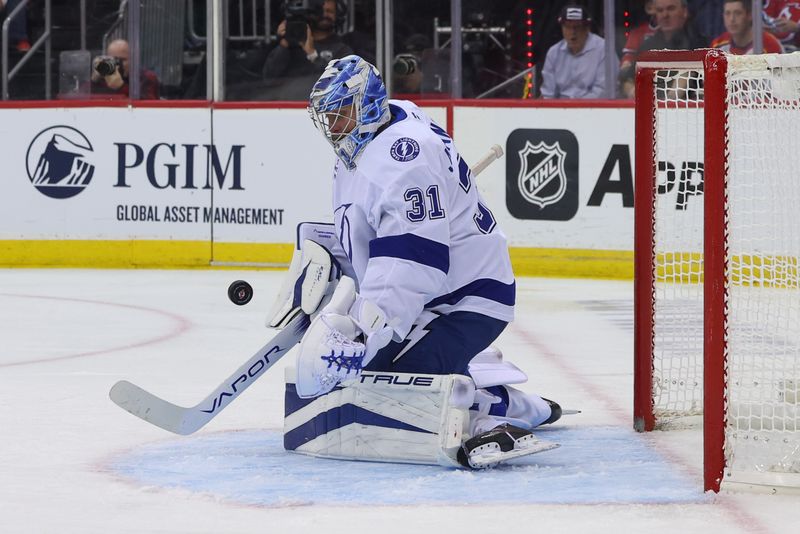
[109,314,310,435]
[109,144,505,435]
[471,144,503,177]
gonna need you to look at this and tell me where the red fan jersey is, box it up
[710,30,785,54]
[764,0,800,43]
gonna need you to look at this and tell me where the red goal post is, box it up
[634,49,800,493]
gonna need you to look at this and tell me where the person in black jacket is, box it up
[261,0,353,100]
[619,0,708,98]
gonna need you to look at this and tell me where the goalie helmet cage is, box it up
[633,49,800,494]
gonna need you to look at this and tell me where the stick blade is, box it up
[109,380,208,435]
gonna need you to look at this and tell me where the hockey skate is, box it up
[456,423,559,469]
[541,398,562,425]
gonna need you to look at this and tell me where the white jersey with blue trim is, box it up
[332,99,515,339]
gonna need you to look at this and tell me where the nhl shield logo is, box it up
[517,140,567,208]
[505,128,578,221]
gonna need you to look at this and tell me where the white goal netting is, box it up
[652,68,705,426]
[650,53,800,489]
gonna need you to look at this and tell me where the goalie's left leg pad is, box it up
[283,367,475,466]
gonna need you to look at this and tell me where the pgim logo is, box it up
[26,125,95,199]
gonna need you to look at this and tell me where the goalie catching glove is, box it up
[267,239,340,329]
[295,276,395,398]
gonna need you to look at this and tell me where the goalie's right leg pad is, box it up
[283,366,474,466]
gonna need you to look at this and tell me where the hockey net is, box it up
[634,50,800,493]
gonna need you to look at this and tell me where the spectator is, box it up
[688,0,725,41]
[638,0,708,51]
[342,3,376,64]
[712,0,785,55]
[90,39,160,99]
[619,0,707,98]
[1,0,31,52]
[392,34,427,95]
[262,0,353,90]
[540,5,617,99]
[763,0,800,50]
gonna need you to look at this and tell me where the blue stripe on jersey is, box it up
[283,403,434,450]
[387,103,408,125]
[425,278,516,308]
[369,233,450,274]
[377,104,409,137]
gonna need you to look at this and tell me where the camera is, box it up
[284,0,313,46]
[94,55,122,77]
[393,54,420,76]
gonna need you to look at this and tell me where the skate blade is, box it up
[468,438,559,469]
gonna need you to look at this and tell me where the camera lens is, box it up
[393,56,418,76]
[95,58,117,76]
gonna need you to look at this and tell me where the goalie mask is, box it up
[308,55,390,170]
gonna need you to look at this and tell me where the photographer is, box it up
[392,53,424,94]
[262,0,352,98]
[90,39,160,100]
[391,34,426,95]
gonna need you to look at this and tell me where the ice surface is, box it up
[1,269,798,533]
[107,427,703,506]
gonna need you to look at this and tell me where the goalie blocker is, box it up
[283,367,558,468]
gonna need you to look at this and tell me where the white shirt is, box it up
[330,99,515,339]
[541,32,616,99]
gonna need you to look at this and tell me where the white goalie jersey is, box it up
[330,99,515,340]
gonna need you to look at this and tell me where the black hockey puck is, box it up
[228,280,253,306]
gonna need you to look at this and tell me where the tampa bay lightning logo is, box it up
[390,137,420,162]
[26,125,95,199]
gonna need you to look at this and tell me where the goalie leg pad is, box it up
[283,367,475,467]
